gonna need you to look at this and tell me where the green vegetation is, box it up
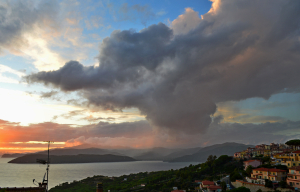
[285,139,300,150]
[245,165,253,176]
[229,169,244,182]
[257,164,288,170]
[264,179,273,188]
[220,181,227,192]
[278,181,287,188]
[228,186,250,192]
[50,155,243,192]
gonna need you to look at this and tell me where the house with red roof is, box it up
[201,180,215,188]
[207,185,222,192]
[287,166,300,189]
[243,160,262,170]
[200,180,221,192]
[248,168,287,184]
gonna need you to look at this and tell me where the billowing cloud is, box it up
[25,0,300,134]
[171,8,202,35]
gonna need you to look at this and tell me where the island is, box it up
[8,154,136,164]
[1,153,25,158]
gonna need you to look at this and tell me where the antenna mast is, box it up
[44,141,54,192]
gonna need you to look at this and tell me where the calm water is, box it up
[0,158,196,189]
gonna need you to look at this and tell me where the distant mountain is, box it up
[8,154,136,164]
[36,147,122,156]
[163,147,202,161]
[167,142,254,162]
[1,153,25,158]
[133,147,181,161]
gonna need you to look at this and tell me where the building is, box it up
[97,183,103,192]
[200,180,221,192]
[285,151,300,168]
[207,185,222,192]
[287,166,300,189]
[249,168,287,184]
[201,180,215,188]
[234,152,241,159]
[244,160,262,170]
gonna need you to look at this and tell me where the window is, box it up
[295,176,297,179]
[294,163,296,166]
[273,173,275,175]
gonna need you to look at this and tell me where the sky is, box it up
[1,0,300,154]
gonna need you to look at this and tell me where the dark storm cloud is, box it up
[91,120,153,138]
[25,0,300,134]
[0,0,58,53]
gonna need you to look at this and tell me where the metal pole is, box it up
[47,141,49,192]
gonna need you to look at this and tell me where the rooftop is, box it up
[289,166,300,171]
[202,180,215,185]
[244,160,261,163]
[253,168,287,172]
[207,186,222,190]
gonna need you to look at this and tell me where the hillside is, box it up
[167,142,254,162]
[163,147,202,161]
[133,147,181,161]
[8,154,136,164]
[1,153,25,158]
[49,155,244,192]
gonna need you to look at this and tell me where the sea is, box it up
[0,158,196,189]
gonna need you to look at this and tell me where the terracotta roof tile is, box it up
[207,186,222,190]
[202,180,215,185]
[253,168,286,172]
[289,166,300,171]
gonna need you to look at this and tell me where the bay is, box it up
[0,158,196,189]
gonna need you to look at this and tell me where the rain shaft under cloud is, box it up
[26,0,300,134]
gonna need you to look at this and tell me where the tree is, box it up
[256,189,262,192]
[262,156,271,164]
[220,181,227,192]
[230,170,243,182]
[278,181,287,188]
[264,179,273,188]
[207,155,217,163]
[229,186,251,192]
[285,139,300,150]
[245,165,253,176]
